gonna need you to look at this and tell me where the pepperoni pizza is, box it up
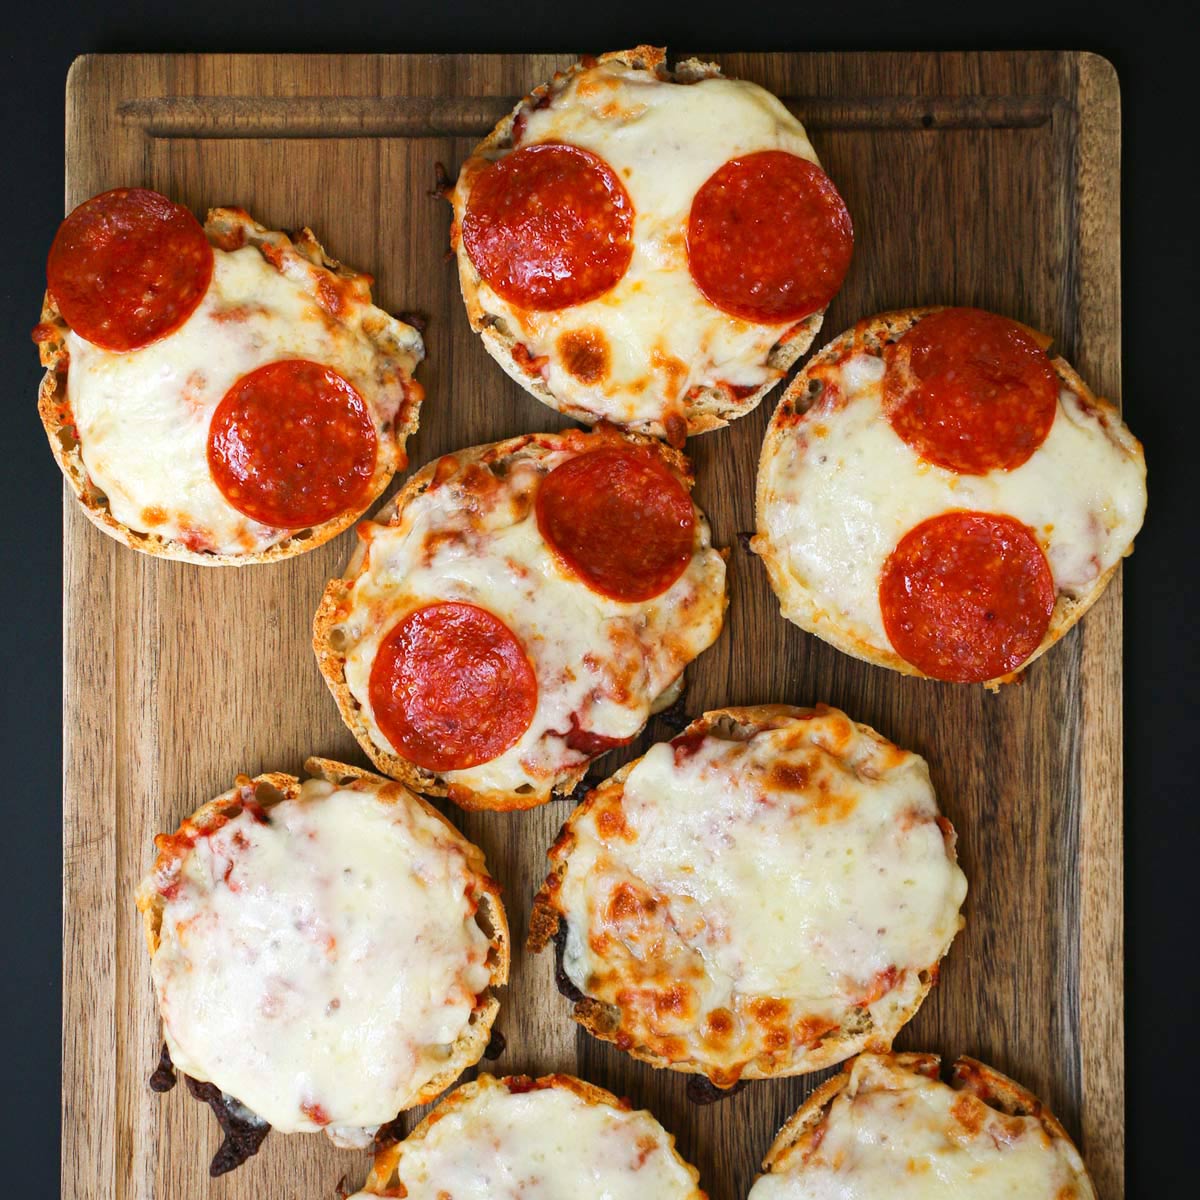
[313,425,728,810]
[34,189,425,563]
[450,47,853,446]
[754,307,1147,685]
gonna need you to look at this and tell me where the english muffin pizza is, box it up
[34,188,424,563]
[755,307,1147,684]
[135,759,507,1174]
[529,705,967,1087]
[313,425,727,810]
[350,1073,706,1199]
[450,46,853,445]
[749,1052,1096,1198]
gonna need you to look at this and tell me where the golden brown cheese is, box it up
[350,1074,706,1199]
[38,207,423,561]
[751,1054,1096,1199]
[754,311,1146,682]
[452,52,832,439]
[137,771,503,1139]
[533,707,966,1083]
[325,430,727,807]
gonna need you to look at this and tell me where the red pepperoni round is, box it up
[368,603,538,772]
[879,511,1055,683]
[882,308,1059,474]
[46,188,213,352]
[686,150,853,324]
[536,447,695,602]
[462,143,634,311]
[207,360,377,529]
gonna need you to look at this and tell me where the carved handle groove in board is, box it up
[118,94,1061,139]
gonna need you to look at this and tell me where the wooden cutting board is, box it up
[60,51,1124,1200]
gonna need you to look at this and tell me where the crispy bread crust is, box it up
[36,205,424,566]
[528,705,964,1085]
[451,47,824,443]
[758,1051,1095,1195]
[357,1073,708,1198]
[312,426,719,812]
[135,759,509,1123]
[754,308,1146,688]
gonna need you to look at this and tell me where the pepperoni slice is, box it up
[882,308,1059,474]
[687,151,852,324]
[879,511,1055,683]
[536,447,695,602]
[207,360,377,529]
[462,143,634,311]
[368,603,538,772]
[46,188,213,351]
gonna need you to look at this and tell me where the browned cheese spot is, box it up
[748,996,788,1023]
[951,1092,987,1136]
[769,760,814,791]
[704,1008,735,1046]
[557,327,611,385]
[653,982,694,1019]
[605,881,656,924]
[595,801,635,842]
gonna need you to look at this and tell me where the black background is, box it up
[1,1,1195,1191]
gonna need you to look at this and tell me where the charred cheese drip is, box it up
[455,59,821,432]
[144,779,493,1135]
[757,352,1146,653]
[352,1075,704,1199]
[552,710,966,1081]
[64,223,422,555]
[337,443,725,799]
[749,1055,1096,1199]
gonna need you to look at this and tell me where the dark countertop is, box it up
[2,1,1195,1191]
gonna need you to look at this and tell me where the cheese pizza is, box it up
[749,1052,1096,1199]
[135,759,507,1174]
[755,307,1146,684]
[350,1073,706,1199]
[450,46,853,445]
[35,189,424,563]
[313,425,727,810]
[529,705,967,1087]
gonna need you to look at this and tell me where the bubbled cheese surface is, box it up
[758,352,1147,653]
[458,59,823,433]
[337,442,726,799]
[354,1077,703,1199]
[66,243,414,555]
[146,779,493,1132]
[554,709,966,1075]
[749,1056,1095,1199]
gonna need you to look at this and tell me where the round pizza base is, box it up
[754,307,1145,688]
[529,704,964,1085]
[36,208,424,565]
[453,45,828,444]
[135,758,509,1132]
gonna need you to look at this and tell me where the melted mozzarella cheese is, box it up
[355,1078,702,1199]
[555,710,966,1071]
[66,243,416,555]
[147,780,493,1133]
[749,1056,1095,1199]
[758,352,1147,650]
[338,445,726,799]
[459,60,821,432]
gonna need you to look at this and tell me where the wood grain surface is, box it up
[60,51,1125,1200]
